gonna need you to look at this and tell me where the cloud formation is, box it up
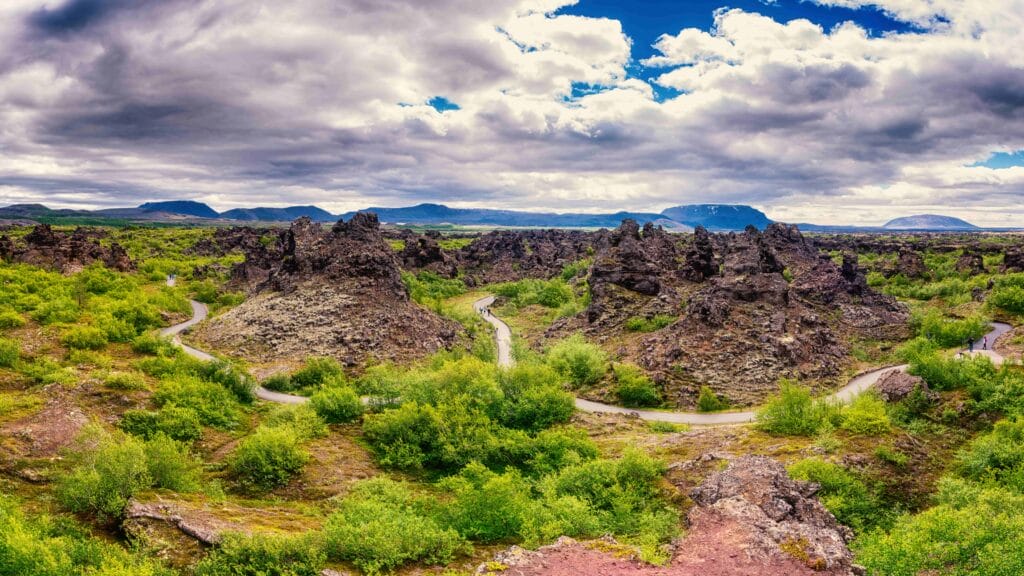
[0,0,1022,225]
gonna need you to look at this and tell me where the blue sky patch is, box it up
[427,96,461,112]
[972,150,1024,169]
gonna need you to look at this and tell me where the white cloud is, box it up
[0,0,1022,225]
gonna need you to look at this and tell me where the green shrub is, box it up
[874,445,910,467]
[263,404,327,440]
[56,425,200,521]
[546,334,607,387]
[290,357,344,390]
[61,326,108,350]
[31,297,79,324]
[756,380,837,437]
[402,271,467,306]
[854,478,1024,576]
[614,364,661,407]
[495,364,574,432]
[0,494,171,576]
[624,315,675,333]
[322,477,468,574]
[990,284,1024,314]
[197,360,256,404]
[648,421,687,433]
[143,433,202,492]
[194,532,326,576]
[229,426,309,491]
[261,373,294,393]
[839,392,891,436]
[310,385,364,424]
[120,406,203,443]
[0,310,25,329]
[517,427,599,477]
[0,338,19,368]
[153,374,241,429]
[957,417,1024,485]
[696,386,727,412]
[911,308,989,348]
[102,371,147,391]
[788,458,888,533]
[493,278,574,309]
[130,333,178,356]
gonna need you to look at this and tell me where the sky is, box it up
[0,0,1023,226]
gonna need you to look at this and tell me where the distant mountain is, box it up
[221,206,335,222]
[341,203,666,228]
[138,201,219,219]
[660,204,773,231]
[882,214,979,231]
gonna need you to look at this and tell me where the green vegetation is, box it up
[229,425,310,492]
[0,494,172,576]
[910,308,988,347]
[309,385,364,424]
[0,338,19,368]
[756,381,838,437]
[119,406,204,443]
[989,273,1024,314]
[614,363,661,407]
[624,314,675,333]
[546,333,607,388]
[56,425,201,521]
[403,271,467,308]
[492,276,586,319]
[696,385,728,412]
[839,392,891,436]
[788,458,889,533]
[194,533,325,576]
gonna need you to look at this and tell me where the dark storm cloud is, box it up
[28,0,119,34]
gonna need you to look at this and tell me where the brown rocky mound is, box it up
[477,456,860,576]
[195,214,459,365]
[455,229,597,285]
[552,222,908,407]
[0,224,134,273]
[874,370,932,403]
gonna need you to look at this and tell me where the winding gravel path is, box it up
[471,295,1011,425]
[159,277,1011,425]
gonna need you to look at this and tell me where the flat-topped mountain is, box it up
[882,214,979,230]
[660,204,773,231]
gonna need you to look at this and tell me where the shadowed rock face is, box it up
[0,224,134,273]
[199,214,459,366]
[397,233,458,278]
[453,228,597,285]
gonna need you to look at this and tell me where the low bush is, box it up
[546,334,607,387]
[119,406,204,443]
[957,417,1024,485]
[290,357,345,391]
[263,404,328,440]
[756,380,837,437]
[493,278,574,309]
[61,326,108,350]
[56,425,201,521]
[229,426,309,491]
[990,284,1024,314]
[624,314,675,333]
[874,445,910,467]
[194,532,326,576]
[839,392,891,436]
[0,310,25,329]
[0,338,19,368]
[788,458,889,533]
[130,333,178,356]
[322,477,468,574]
[103,371,147,391]
[495,364,574,432]
[260,373,294,393]
[614,364,661,407]
[309,385,363,424]
[153,374,241,429]
[0,494,172,576]
[911,308,989,348]
[696,386,727,412]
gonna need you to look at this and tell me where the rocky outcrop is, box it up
[1004,246,1024,273]
[186,226,268,257]
[687,456,860,575]
[475,456,860,576]
[198,214,459,365]
[894,250,927,279]
[554,221,909,407]
[0,224,134,273]
[455,229,596,284]
[398,233,458,278]
[955,252,985,276]
[874,370,932,403]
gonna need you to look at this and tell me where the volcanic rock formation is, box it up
[0,224,134,273]
[196,214,459,366]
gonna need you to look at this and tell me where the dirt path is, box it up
[470,295,1010,425]
[161,282,1010,424]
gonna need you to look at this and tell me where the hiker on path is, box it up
[984,335,988,350]
[969,338,975,353]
